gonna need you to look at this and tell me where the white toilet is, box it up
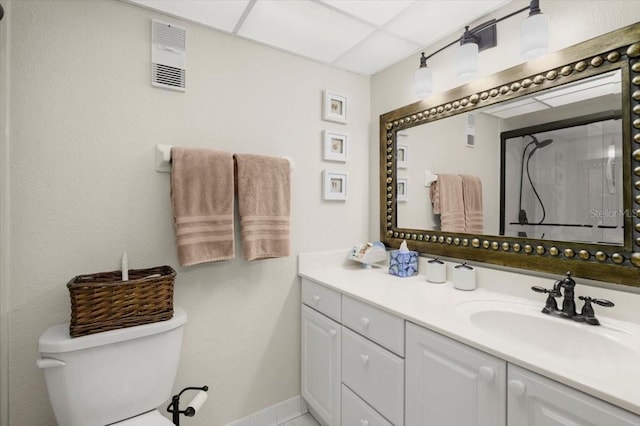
[37,307,187,426]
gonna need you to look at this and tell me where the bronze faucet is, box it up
[531,271,614,326]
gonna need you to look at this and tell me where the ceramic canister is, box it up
[453,262,476,291]
[426,258,446,283]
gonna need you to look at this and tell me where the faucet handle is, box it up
[577,296,614,326]
[532,284,561,297]
[531,286,559,314]
[531,286,554,294]
[579,296,614,307]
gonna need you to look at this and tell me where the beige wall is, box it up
[370,0,640,240]
[0,1,11,425]
[2,1,369,425]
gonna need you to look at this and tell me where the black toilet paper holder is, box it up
[167,385,209,426]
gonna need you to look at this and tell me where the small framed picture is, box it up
[323,90,347,124]
[397,178,408,202]
[397,144,408,169]
[323,170,347,201]
[323,131,348,162]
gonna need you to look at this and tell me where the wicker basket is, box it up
[67,265,175,338]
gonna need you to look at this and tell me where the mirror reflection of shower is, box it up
[501,111,623,245]
[518,135,554,227]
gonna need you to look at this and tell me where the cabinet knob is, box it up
[360,354,369,364]
[360,317,371,327]
[508,380,526,397]
[328,329,337,337]
[360,420,369,426]
[312,294,320,303]
[478,366,495,382]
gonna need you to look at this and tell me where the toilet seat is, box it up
[114,410,174,426]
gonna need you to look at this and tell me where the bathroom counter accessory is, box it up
[67,265,175,337]
[347,242,387,268]
[298,250,640,417]
[156,144,294,172]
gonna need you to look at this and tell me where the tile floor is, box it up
[279,413,320,426]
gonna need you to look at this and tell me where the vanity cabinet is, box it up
[508,364,640,426]
[405,322,507,426]
[301,279,405,426]
[302,277,640,426]
[301,305,341,426]
[405,321,640,426]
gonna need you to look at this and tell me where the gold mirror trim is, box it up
[380,23,640,287]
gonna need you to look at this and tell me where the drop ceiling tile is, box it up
[320,0,416,26]
[238,0,375,64]
[128,0,250,33]
[482,99,549,119]
[385,1,510,45]
[333,31,420,75]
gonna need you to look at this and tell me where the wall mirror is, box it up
[380,22,640,287]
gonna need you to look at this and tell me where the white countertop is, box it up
[298,251,640,416]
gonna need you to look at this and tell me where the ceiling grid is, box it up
[127,0,511,75]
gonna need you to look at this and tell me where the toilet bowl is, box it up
[37,307,187,426]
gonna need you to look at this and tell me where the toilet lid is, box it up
[114,410,174,426]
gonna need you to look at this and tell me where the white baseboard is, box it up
[224,395,308,426]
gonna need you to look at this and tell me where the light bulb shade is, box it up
[521,13,549,59]
[456,42,479,80]
[414,66,433,98]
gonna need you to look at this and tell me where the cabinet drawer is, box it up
[342,328,404,425]
[302,278,341,322]
[342,385,392,426]
[342,295,404,356]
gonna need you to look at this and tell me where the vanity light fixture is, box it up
[414,0,549,98]
[521,0,549,59]
[456,26,480,80]
[414,53,433,98]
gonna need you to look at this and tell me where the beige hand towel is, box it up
[461,174,483,233]
[171,148,235,266]
[430,174,465,233]
[234,154,291,261]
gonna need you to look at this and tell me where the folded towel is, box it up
[429,174,465,233]
[171,148,235,266]
[461,174,483,233]
[234,154,291,261]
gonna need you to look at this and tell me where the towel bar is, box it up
[424,170,438,187]
[156,144,295,172]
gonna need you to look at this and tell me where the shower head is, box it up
[527,134,553,149]
[536,138,553,148]
[519,134,554,226]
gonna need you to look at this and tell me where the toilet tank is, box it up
[37,307,187,426]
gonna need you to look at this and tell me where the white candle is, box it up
[121,252,129,281]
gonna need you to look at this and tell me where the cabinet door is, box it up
[405,323,506,426]
[301,305,341,426]
[508,364,640,426]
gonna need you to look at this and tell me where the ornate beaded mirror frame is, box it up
[380,22,640,287]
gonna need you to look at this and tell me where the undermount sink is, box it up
[455,300,640,366]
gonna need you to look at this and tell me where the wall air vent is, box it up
[151,20,186,92]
